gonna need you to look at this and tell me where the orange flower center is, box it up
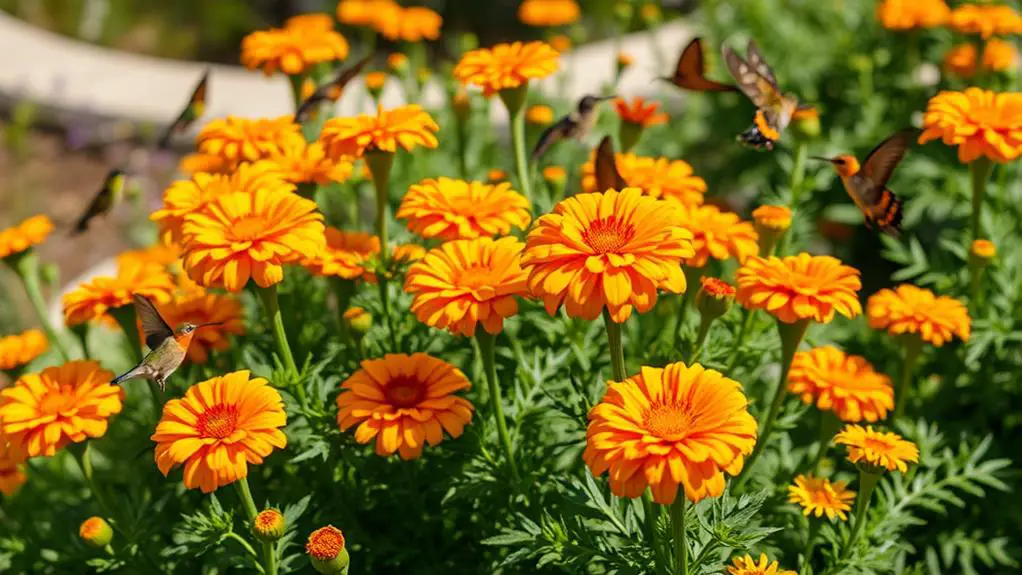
[457,264,498,291]
[39,387,76,415]
[255,510,284,531]
[307,527,345,560]
[197,405,240,439]
[643,402,692,440]
[582,217,634,254]
[80,519,104,539]
[863,437,894,454]
[232,216,270,240]
[385,376,426,408]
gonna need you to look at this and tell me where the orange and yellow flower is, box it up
[971,238,996,260]
[982,38,1018,72]
[727,554,797,575]
[0,329,48,372]
[542,166,567,185]
[788,346,894,422]
[178,153,231,176]
[241,23,349,76]
[405,237,528,336]
[336,353,474,460]
[152,370,287,493]
[487,169,508,183]
[337,0,397,27]
[919,88,1022,163]
[675,204,758,268]
[580,152,707,205]
[518,0,581,27]
[548,34,572,53]
[585,362,756,504]
[614,97,668,127]
[453,41,560,96]
[156,293,246,364]
[942,44,977,78]
[391,243,426,265]
[364,71,387,92]
[397,178,530,241]
[866,284,970,346]
[834,424,919,473]
[0,438,26,495]
[180,189,325,292]
[949,3,1022,38]
[736,254,862,324]
[875,0,950,30]
[375,6,442,42]
[0,361,122,458]
[302,228,380,280]
[306,525,347,564]
[320,104,439,158]
[116,240,181,271]
[788,474,856,521]
[522,188,695,323]
[752,205,792,234]
[196,117,302,168]
[0,215,53,261]
[63,261,176,326]
[285,13,335,32]
[526,104,555,126]
[266,135,354,186]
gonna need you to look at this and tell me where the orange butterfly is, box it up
[661,37,738,93]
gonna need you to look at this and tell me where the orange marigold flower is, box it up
[375,6,442,42]
[736,254,862,324]
[0,329,48,372]
[0,361,122,458]
[876,0,950,30]
[197,117,302,168]
[397,178,531,241]
[285,13,335,32]
[584,362,756,504]
[614,96,668,127]
[971,239,996,260]
[834,424,919,473]
[181,189,325,292]
[949,3,1022,38]
[522,188,694,322]
[788,474,855,521]
[788,346,894,422]
[392,243,426,264]
[0,438,26,496]
[338,0,397,27]
[548,34,572,53]
[405,237,528,336]
[526,104,555,126]
[866,284,970,346]
[266,135,354,186]
[617,51,634,68]
[920,89,1022,164]
[453,41,560,96]
[699,276,736,299]
[116,240,181,271]
[156,292,246,364]
[306,525,348,573]
[320,104,439,158]
[151,161,291,243]
[240,24,349,77]
[152,371,287,493]
[178,153,230,176]
[336,353,474,459]
[982,38,1018,72]
[0,215,53,261]
[581,152,707,205]
[752,205,792,233]
[364,71,387,91]
[302,228,380,280]
[675,204,758,268]
[942,44,977,78]
[386,52,409,73]
[486,168,508,182]
[79,516,114,547]
[63,261,175,326]
[727,554,796,575]
[542,166,567,184]
[518,0,581,27]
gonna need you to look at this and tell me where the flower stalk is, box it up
[500,85,534,205]
[366,150,399,350]
[892,335,923,423]
[799,518,821,575]
[841,470,881,559]
[10,251,72,361]
[778,141,808,256]
[476,330,519,481]
[603,310,626,381]
[969,157,992,241]
[669,496,688,575]
[257,285,307,410]
[235,477,278,575]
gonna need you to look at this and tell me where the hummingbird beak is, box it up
[597,94,618,102]
[196,322,224,329]
[808,155,833,163]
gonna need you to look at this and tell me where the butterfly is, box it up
[594,135,626,192]
[295,55,372,124]
[660,37,738,93]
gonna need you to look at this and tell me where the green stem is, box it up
[841,471,881,559]
[234,477,277,575]
[800,519,821,575]
[10,251,71,361]
[476,331,519,481]
[603,310,626,381]
[366,151,398,351]
[970,157,992,242]
[641,491,659,550]
[690,317,712,363]
[501,85,534,205]
[669,496,688,575]
[725,310,756,374]
[224,531,261,562]
[807,411,842,475]
[331,278,355,341]
[777,142,808,256]
[456,117,469,178]
[892,336,923,424]
[257,285,306,410]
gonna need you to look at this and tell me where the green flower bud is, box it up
[253,508,286,542]
[695,277,735,322]
[307,526,350,575]
[79,517,113,548]
[343,307,373,337]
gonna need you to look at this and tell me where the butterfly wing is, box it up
[722,43,782,108]
[295,56,372,123]
[862,129,916,187]
[745,39,779,89]
[190,69,210,111]
[594,136,626,192]
[671,38,738,92]
[133,294,174,351]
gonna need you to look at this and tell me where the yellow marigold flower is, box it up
[302,228,379,280]
[752,205,792,233]
[943,44,977,78]
[971,239,996,260]
[866,284,970,346]
[364,71,387,91]
[834,424,919,473]
[523,188,695,322]
[0,329,48,372]
[788,474,855,521]
[949,3,1022,39]
[338,0,395,27]
[405,237,528,336]
[375,6,442,42]
[788,346,894,422]
[240,24,349,77]
[254,508,286,541]
[548,34,572,53]
[518,0,581,27]
[542,166,567,185]
[736,254,862,324]
[487,168,508,182]
[386,52,409,73]
[982,38,1018,72]
[181,189,324,292]
[307,525,349,574]
[392,243,425,264]
[343,306,372,336]
[0,215,53,261]
[320,104,439,158]
[151,161,291,243]
[580,152,707,205]
[285,13,335,32]
[266,135,354,186]
[453,41,560,96]
[397,178,530,241]
[336,353,474,459]
[197,116,302,168]
[178,153,230,176]
[727,554,796,575]
[526,104,555,126]
[675,204,758,268]
[614,97,668,127]
[116,241,181,272]
[919,89,1022,164]
[617,51,634,69]
[876,0,950,30]
[585,362,756,504]
[156,292,246,364]
[0,361,122,458]
[0,438,26,496]
[79,516,114,547]
[63,261,175,327]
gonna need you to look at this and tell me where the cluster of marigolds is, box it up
[0,0,1019,574]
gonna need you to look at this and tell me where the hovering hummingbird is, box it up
[722,39,815,151]
[112,295,222,390]
[71,169,126,235]
[810,129,916,237]
[531,94,616,160]
[660,37,738,93]
[158,69,210,149]
[295,55,372,124]
[594,135,626,192]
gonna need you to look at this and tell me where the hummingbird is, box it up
[531,94,616,160]
[810,129,916,237]
[594,135,626,192]
[71,169,126,235]
[660,37,738,93]
[158,69,210,149]
[721,39,815,151]
[111,295,222,390]
[295,55,372,124]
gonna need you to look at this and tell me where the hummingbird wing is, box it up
[295,55,372,124]
[72,169,126,235]
[133,294,174,351]
[594,136,626,192]
[159,69,210,148]
[862,129,917,187]
[531,116,572,160]
[669,38,738,92]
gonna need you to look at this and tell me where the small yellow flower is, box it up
[971,239,996,262]
[0,329,48,372]
[254,509,287,541]
[542,166,567,185]
[387,52,409,73]
[487,169,508,183]
[982,38,1018,72]
[943,44,977,78]
[518,0,581,27]
[0,215,53,261]
[788,474,856,521]
[752,205,792,233]
[526,104,555,126]
[727,554,796,575]
[364,71,387,91]
[835,424,919,473]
